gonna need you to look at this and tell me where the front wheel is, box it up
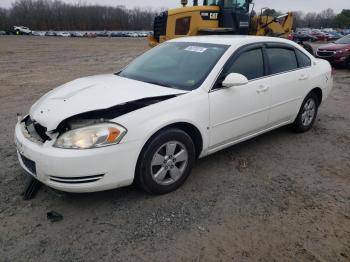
[135,128,196,194]
[292,93,319,133]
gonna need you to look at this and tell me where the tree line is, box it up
[0,0,158,31]
[1,0,350,31]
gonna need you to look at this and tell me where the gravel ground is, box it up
[0,36,349,262]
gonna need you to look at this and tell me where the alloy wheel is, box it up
[301,98,316,127]
[150,141,188,186]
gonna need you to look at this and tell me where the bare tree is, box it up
[1,0,158,30]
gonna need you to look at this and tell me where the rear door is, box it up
[264,43,311,126]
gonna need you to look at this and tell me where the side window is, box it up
[296,49,312,68]
[267,48,298,74]
[226,48,264,80]
[175,17,191,35]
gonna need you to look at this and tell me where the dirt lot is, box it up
[0,36,349,261]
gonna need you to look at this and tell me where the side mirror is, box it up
[222,73,248,88]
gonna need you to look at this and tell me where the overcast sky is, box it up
[0,0,348,13]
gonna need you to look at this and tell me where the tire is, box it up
[135,128,196,194]
[292,93,319,133]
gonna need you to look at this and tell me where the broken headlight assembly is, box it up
[54,123,127,149]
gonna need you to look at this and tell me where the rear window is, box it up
[267,48,298,74]
[296,49,312,67]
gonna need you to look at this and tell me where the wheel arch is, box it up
[133,121,204,186]
[140,122,204,159]
[309,87,323,106]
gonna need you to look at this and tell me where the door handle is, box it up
[256,85,269,93]
[299,74,309,80]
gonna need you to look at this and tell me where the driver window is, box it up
[226,48,264,80]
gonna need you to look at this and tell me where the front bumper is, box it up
[15,122,141,193]
[316,51,349,66]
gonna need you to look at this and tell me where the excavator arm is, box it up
[250,12,294,38]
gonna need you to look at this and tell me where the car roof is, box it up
[170,35,297,47]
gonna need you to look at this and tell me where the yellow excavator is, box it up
[149,0,294,47]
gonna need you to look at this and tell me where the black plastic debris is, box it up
[22,177,42,200]
[47,211,63,222]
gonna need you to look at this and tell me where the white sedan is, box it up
[15,36,333,194]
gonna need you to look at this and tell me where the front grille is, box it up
[49,174,104,184]
[20,154,36,175]
[317,50,335,57]
[24,116,50,142]
[153,11,168,42]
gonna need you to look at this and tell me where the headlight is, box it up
[54,123,127,149]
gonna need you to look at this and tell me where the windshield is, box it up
[119,42,229,91]
[335,35,350,44]
[203,0,248,11]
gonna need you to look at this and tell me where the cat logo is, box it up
[200,11,219,21]
[210,13,218,20]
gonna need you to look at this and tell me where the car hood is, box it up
[318,43,350,51]
[29,74,186,131]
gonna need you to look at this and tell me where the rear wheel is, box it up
[292,93,319,133]
[135,128,195,194]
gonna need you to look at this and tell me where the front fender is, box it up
[115,90,210,157]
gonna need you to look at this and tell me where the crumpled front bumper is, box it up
[15,122,141,193]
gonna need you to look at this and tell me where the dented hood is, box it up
[29,74,185,131]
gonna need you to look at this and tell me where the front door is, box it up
[209,46,269,151]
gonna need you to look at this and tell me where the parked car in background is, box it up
[70,32,83,37]
[137,32,149,37]
[311,31,329,41]
[110,32,122,37]
[316,34,350,67]
[110,32,129,37]
[45,31,57,37]
[83,32,97,38]
[32,31,46,36]
[292,32,317,42]
[326,31,343,41]
[128,32,139,37]
[57,32,71,37]
[96,31,109,37]
[0,30,6,35]
[13,26,32,35]
[15,36,333,194]
[340,29,350,35]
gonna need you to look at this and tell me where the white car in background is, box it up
[13,26,32,35]
[57,32,71,37]
[15,36,333,194]
[32,31,46,37]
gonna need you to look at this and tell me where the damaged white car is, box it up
[15,36,333,194]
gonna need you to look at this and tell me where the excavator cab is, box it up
[148,0,293,47]
[203,0,251,34]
